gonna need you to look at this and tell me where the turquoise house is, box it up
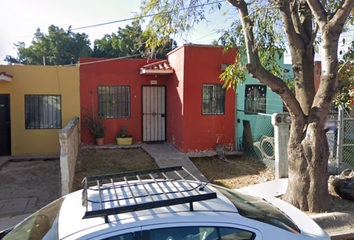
[235,61,293,153]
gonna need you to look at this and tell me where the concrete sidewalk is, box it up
[141,142,208,182]
[239,179,354,240]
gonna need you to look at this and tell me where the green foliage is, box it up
[5,21,176,64]
[220,47,247,89]
[82,91,106,139]
[139,0,218,56]
[140,0,290,89]
[334,41,354,109]
[5,25,92,65]
[82,109,106,138]
[116,124,132,138]
[92,21,176,59]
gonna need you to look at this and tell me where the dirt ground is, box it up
[0,159,60,211]
[73,148,157,191]
[73,148,274,191]
[1,148,354,215]
[74,148,354,213]
[191,155,275,189]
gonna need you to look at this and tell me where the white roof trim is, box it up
[140,69,173,75]
[0,75,12,82]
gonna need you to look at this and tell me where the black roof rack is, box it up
[82,166,217,223]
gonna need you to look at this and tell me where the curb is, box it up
[310,211,354,239]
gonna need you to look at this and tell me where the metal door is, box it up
[0,94,11,155]
[142,86,166,141]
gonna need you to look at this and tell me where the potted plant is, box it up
[82,91,106,146]
[116,124,133,145]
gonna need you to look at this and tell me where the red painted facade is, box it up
[314,61,321,91]
[80,45,237,153]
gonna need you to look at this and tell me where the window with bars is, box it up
[245,84,266,114]
[202,84,226,115]
[98,86,130,118]
[25,95,62,129]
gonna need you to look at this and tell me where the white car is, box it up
[0,166,329,240]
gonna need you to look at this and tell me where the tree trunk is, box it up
[229,0,354,213]
[242,120,255,156]
[293,52,315,115]
[283,120,331,212]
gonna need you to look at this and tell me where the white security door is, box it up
[142,86,166,141]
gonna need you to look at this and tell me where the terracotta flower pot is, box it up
[96,138,104,146]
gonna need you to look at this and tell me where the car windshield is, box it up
[214,185,300,234]
[2,197,65,240]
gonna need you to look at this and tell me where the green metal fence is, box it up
[237,112,275,162]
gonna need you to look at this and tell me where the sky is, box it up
[0,0,235,65]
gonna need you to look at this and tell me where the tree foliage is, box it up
[140,0,354,212]
[5,21,176,65]
[5,25,92,65]
[92,21,176,59]
[334,40,354,108]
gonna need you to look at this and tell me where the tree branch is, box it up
[279,0,306,51]
[309,23,319,47]
[330,0,354,29]
[227,0,304,118]
[248,65,305,118]
[227,0,258,66]
[306,0,327,28]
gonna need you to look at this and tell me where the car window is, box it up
[102,233,133,240]
[219,227,255,240]
[149,227,254,240]
[214,185,300,234]
[2,197,65,240]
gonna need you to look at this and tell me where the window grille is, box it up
[98,86,130,118]
[202,84,225,115]
[245,85,266,114]
[25,95,62,129]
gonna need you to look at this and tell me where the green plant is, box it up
[82,91,106,138]
[116,124,132,138]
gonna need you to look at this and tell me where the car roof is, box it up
[58,182,241,239]
[57,166,329,240]
[58,167,240,239]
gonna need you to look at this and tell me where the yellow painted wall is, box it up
[0,65,79,156]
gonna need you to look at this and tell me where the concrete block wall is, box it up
[59,117,80,196]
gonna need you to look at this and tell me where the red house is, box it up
[80,44,237,153]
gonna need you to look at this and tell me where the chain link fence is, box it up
[237,112,275,166]
[340,109,354,167]
[326,113,338,161]
[236,105,354,173]
[252,114,275,169]
[326,107,354,173]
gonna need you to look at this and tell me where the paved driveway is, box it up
[0,159,60,229]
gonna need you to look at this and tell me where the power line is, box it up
[67,31,223,67]
[71,17,137,31]
[72,1,223,31]
[20,1,224,41]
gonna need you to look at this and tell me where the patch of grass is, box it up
[73,148,157,191]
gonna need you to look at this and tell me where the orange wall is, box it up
[0,65,79,156]
[168,45,237,152]
[79,58,165,144]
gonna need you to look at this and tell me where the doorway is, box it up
[0,94,11,155]
[142,86,166,142]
